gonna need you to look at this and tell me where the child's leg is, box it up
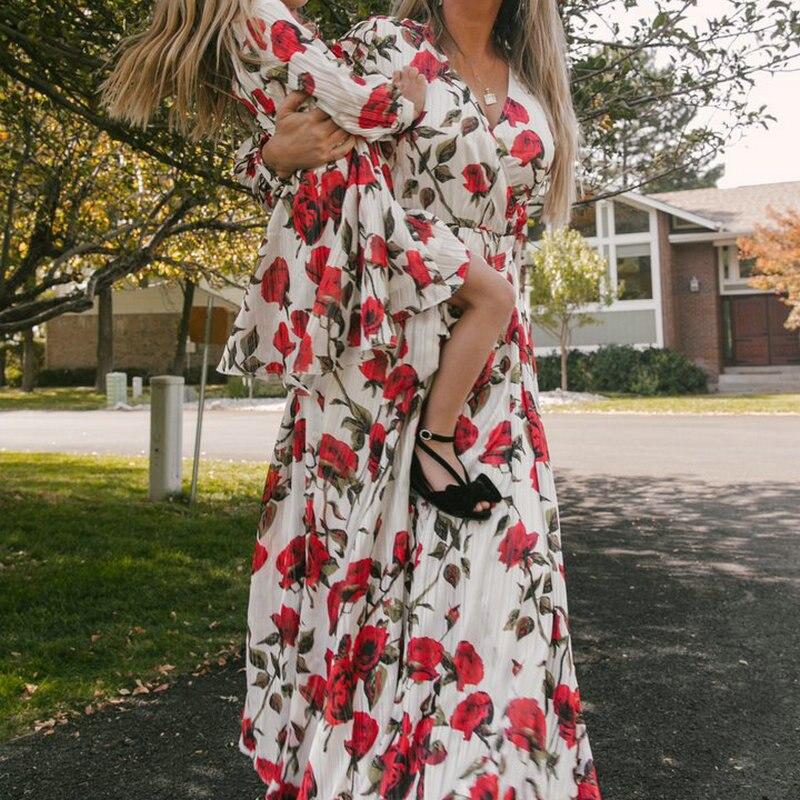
[414,253,516,513]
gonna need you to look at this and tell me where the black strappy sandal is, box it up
[410,423,502,521]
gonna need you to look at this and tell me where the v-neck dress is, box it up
[235,15,603,800]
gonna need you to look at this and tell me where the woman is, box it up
[235,1,603,798]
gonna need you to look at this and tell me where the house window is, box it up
[614,202,650,234]
[571,203,597,238]
[616,243,653,300]
[719,245,761,291]
[739,256,756,279]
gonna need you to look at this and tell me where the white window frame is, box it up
[717,243,769,296]
[528,197,663,347]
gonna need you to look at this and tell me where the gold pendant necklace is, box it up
[443,31,498,107]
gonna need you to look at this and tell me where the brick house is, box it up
[528,180,800,390]
[44,282,242,376]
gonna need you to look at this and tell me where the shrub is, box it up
[532,345,708,395]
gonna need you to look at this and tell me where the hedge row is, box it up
[534,345,708,395]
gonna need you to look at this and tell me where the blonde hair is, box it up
[393,0,579,227]
[99,0,256,141]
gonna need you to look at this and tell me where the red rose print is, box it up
[255,757,282,784]
[324,651,354,725]
[350,153,377,186]
[305,533,331,588]
[298,763,317,800]
[497,521,539,570]
[352,625,389,679]
[251,539,269,574]
[298,71,316,96]
[345,711,379,759]
[275,536,305,589]
[411,49,447,81]
[252,88,276,116]
[368,423,386,481]
[406,214,435,243]
[521,389,550,461]
[267,780,300,800]
[358,84,400,129]
[462,163,490,195]
[292,174,324,245]
[271,605,300,647]
[450,691,493,740]
[318,433,358,481]
[241,714,256,751]
[312,265,343,317]
[271,19,306,62]
[577,762,602,800]
[326,558,372,633]
[453,641,485,691]
[320,169,346,227]
[300,674,326,711]
[393,530,410,565]
[454,415,479,454]
[406,636,444,682]
[378,713,415,799]
[383,363,418,415]
[292,417,306,462]
[469,774,499,800]
[292,333,313,374]
[502,97,530,126]
[367,234,389,267]
[262,466,280,504]
[361,296,386,337]
[510,130,544,166]
[261,257,289,307]
[405,250,433,289]
[360,350,389,384]
[553,684,582,748]
[504,697,546,753]
[246,18,268,50]
[479,420,513,466]
[273,321,296,359]
[305,246,329,285]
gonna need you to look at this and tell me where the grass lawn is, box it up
[546,392,800,415]
[0,452,267,741]
[0,384,287,411]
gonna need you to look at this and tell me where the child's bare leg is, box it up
[414,253,516,513]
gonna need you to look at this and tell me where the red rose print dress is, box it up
[217,0,471,390]
[232,15,603,800]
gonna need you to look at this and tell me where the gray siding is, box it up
[530,309,658,349]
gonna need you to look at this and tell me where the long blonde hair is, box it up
[393,0,579,227]
[99,0,256,141]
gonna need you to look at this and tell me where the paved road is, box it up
[2,466,798,800]
[1,405,798,482]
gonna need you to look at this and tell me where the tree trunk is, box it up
[559,326,569,392]
[95,286,114,392]
[0,341,6,388]
[170,280,196,376]
[21,328,36,392]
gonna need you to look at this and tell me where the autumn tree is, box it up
[738,207,800,330]
[528,228,616,391]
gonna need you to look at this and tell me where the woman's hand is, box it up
[261,91,358,177]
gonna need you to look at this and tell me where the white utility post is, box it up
[131,376,143,399]
[149,375,184,501]
[105,371,127,406]
[189,295,214,504]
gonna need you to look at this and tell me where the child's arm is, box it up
[242,0,420,142]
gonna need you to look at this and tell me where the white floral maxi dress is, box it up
[229,16,603,800]
[217,0,472,389]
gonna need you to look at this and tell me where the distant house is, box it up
[528,180,800,390]
[44,282,243,377]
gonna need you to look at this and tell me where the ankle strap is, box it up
[418,427,454,443]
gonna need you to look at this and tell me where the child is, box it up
[101,0,503,518]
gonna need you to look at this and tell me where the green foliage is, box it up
[0,452,265,739]
[535,345,708,396]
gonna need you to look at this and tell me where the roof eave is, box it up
[620,190,723,231]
